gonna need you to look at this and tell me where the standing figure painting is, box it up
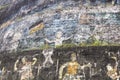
[45,30,72,47]
[59,52,92,80]
[14,57,37,80]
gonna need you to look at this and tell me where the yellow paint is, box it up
[67,62,79,75]
[29,23,44,34]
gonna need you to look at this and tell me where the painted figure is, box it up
[42,49,54,68]
[0,67,9,80]
[45,30,72,47]
[106,57,120,80]
[59,53,92,80]
[0,62,9,80]
[14,57,37,80]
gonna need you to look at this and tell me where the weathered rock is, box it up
[0,46,120,80]
[0,0,120,52]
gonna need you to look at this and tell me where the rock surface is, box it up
[0,0,120,52]
[0,1,120,80]
[0,46,120,80]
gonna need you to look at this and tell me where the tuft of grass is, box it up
[19,41,120,52]
[0,4,9,10]
[21,47,41,52]
[56,43,77,49]
[39,44,52,50]
[78,40,118,47]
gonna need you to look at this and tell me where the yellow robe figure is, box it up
[59,53,91,80]
[63,61,80,80]
[67,62,79,75]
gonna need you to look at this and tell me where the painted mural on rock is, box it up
[0,47,120,80]
[0,0,120,80]
[0,0,120,52]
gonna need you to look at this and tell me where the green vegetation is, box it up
[79,40,109,46]
[21,47,41,52]
[20,40,120,52]
[56,43,77,49]
[0,4,9,10]
[40,44,52,49]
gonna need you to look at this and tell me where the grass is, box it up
[0,4,9,10]
[18,40,120,53]
[56,43,77,49]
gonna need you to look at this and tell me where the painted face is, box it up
[56,31,63,38]
[22,57,27,64]
[71,57,76,61]
[71,53,77,61]
[107,64,113,71]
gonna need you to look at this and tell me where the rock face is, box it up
[0,47,120,80]
[0,1,120,80]
[0,0,56,24]
[0,0,120,52]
